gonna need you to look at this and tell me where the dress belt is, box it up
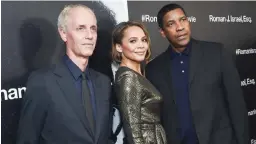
[141,123,160,130]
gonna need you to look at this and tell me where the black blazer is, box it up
[16,60,113,144]
[145,39,249,144]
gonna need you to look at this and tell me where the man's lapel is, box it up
[189,39,204,89]
[161,47,177,104]
[53,61,94,137]
[89,69,110,142]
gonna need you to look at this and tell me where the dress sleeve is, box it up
[115,72,144,144]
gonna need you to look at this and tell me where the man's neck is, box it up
[66,52,89,72]
[172,47,186,53]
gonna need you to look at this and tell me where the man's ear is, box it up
[159,27,166,38]
[58,27,67,42]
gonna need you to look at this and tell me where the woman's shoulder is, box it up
[116,66,136,76]
[115,66,139,81]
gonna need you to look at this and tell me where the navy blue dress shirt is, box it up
[63,55,97,121]
[170,43,198,144]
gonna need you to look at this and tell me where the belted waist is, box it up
[141,123,160,130]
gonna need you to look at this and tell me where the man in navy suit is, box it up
[146,3,249,144]
[17,4,113,144]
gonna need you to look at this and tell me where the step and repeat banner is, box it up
[1,1,256,144]
[127,1,256,144]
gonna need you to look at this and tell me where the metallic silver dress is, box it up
[114,66,167,144]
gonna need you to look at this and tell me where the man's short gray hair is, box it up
[57,4,93,32]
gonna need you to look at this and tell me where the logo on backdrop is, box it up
[252,139,256,144]
[141,14,196,23]
[1,87,26,101]
[241,78,255,87]
[248,109,256,116]
[236,48,256,55]
[209,15,252,23]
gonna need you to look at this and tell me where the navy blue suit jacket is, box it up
[16,59,113,144]
[146,39,249,144]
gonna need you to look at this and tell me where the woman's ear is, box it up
[116,44,123,53]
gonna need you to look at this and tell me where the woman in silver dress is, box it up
[112,21,167,144]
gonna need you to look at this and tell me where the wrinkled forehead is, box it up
[163,8,186,22]
[67,7,97,28]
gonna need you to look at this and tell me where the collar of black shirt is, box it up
[63,54,90,81]
[169,41,192,59]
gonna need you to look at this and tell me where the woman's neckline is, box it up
[119,66,144,77]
